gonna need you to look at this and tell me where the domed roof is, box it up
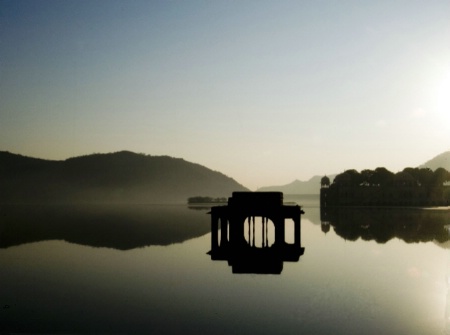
[321,175,330,186]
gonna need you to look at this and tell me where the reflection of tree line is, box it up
[321,167,450,206]
[0,205,210,249]
[321,207,450,244]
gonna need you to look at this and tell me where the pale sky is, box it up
[1,0,450,190]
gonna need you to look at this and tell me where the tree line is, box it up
[322,167,450,188]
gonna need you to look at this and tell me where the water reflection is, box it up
[1,199,450,334]
[0,204,210,249]
[321,206,450,244]
[209,216,305,274]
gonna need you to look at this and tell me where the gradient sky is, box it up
[1,0,450,190]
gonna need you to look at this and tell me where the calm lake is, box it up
[1,195,450,334]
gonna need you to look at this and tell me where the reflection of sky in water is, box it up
[1,214,449,334]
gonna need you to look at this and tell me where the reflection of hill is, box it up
[321,207,450,244]
[283,194,321,225]
[0,151,248,204]
[0,204,210,249]
[302,208,321,225]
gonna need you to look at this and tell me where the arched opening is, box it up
[218,217,229,247]
[244,216,275,247]
[284,218,295,244]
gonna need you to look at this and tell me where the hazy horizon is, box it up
[1,1,449,190]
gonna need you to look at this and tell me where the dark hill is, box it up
[0,151,248,204]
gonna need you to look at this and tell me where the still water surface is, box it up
[1,195,450,334]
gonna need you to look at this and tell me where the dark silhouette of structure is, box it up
[208,192,305,274]
[321,167,450,207]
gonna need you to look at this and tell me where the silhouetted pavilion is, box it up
[209,192,305,274]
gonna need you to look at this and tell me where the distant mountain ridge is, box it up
[420,151,450,171]
[257,175,337,194]
[0,151,248,204]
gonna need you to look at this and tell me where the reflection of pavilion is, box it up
[208,192,305,274]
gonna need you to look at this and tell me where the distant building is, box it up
[321,169,450,207]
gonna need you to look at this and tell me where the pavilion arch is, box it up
[244,216,276,248]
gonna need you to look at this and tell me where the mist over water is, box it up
[1,195,450,334]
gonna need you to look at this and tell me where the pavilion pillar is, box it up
[274,215,285,246]
[229,215,246,246]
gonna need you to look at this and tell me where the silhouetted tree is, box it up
[402,167,418,183]
[393,171,415,186]
[360,169,374,186]
[432,167,450,186]
[332,169,363,186]
[372,167,394,186]
[416,168,434,186]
